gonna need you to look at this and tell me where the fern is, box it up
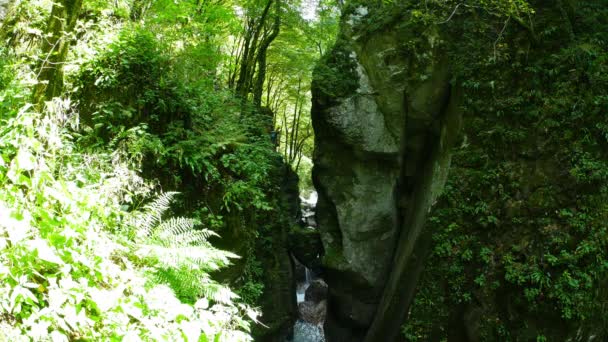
[132,191,177,239]
[130,192,239,302]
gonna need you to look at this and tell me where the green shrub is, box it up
[0,66,256,341]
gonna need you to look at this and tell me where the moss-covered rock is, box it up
[313,0,607,341]
[251,161,300,342]
[288,227,323,270]
[311,2,462,340]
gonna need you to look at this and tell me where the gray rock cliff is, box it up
[311,3,462,341]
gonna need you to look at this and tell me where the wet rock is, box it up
[291,320,325,342]
[288,227,323,270]
[293,258,307,283]
[302,213,317,228]
[298,300,327,325]
[305,279,328,303]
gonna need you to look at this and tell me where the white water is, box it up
[301,192,318,229]
[301,191,318,208]
[296,268,313,303]
[293,266,325,342]
[292,320,325,342]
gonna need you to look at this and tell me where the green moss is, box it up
[312,37,359,106]
[322,246,349,271]
[403,0,608,338]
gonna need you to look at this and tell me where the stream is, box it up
[289,192,325,342]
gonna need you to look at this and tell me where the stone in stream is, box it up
[291,320,325,342]
[305,279,328,303]
[298,300,327,326]
[288,226,323,270]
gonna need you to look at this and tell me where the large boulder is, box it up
[311,2,462,340]
[288,227,323,270]
[298,300,327,326]
[305,279,328,303]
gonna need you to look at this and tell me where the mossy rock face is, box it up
[312,37,359,108]
[252,162,301,342]
[316,0,608,340]
[311,2,463,340]
[331,1,608,341]
[288,227,323,270]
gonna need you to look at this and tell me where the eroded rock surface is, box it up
[311,3,462,341]
[305,279,328,303]
[298,300,327,326]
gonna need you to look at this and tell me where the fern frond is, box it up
[150,217,198,243]
[153,266,207,303]
[199,282,238,305]
[130,192,241,307]
[138,244,237,270]
[158,229,218,247]
[132,191,179,238]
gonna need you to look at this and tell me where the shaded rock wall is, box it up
[311,4,462,340]
[252,162,300,342]
[313,0,608,341]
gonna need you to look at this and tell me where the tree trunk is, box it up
[33,0,83,106]
[252,0,281,107]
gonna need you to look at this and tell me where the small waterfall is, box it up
[296,266,313,303]
[293,264,325,342]
[296,273,309,304]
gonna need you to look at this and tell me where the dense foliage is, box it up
[0,64,255,340]
[358,1,608,340]
[0,0,337,340]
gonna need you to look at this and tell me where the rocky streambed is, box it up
[289,192,327,342]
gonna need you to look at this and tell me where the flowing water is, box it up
[292,265,325,342]
[296,268,313,303]
[292,320,325,342]
[290,192,325,342]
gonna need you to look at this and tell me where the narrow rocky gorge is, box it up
[289,192,327,342]
[1,0,606,341]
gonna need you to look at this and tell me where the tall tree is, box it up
[33,0,83,105]
[234,0,281,109]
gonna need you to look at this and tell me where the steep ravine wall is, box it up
[311,4,462,341]
[312,1,608,341]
